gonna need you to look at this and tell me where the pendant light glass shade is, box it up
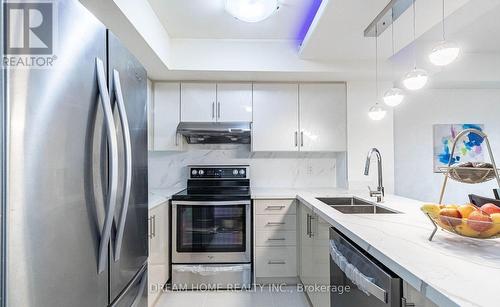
[429,0,460,66]
[225,0,279,23]
[403,0,429,91]
[368,104,387,121]
[383,87,405,107]
[429,40,460,67]
[403,68,428,90]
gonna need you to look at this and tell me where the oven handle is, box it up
[172,200,251,206]
[330,240,387,303]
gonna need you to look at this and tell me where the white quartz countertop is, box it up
[252,187,500,307]
[148,188,183,209]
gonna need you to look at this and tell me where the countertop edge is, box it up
[295,193,461,307]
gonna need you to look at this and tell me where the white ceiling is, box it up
[88,0,500,85]
[450,4,500,53]
[299,0,388,60]
[147,0,316,39]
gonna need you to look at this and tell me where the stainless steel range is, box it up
[171,165,252,289]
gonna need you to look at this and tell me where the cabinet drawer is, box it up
[255,230,296,246]
[255,215,296,231]
[255,246,297,278]
[254,199,296,215]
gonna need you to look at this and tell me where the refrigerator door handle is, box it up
[112,69,133,262]
[95,58,119,274]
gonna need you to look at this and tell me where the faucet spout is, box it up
[364,148,384,202]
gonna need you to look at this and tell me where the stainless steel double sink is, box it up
[316,197,399,214]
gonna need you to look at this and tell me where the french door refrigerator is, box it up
[0,0,148,306]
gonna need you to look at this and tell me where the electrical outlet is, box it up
[307,165,313,175]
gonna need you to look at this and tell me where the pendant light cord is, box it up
[413,0,417,69]
[391,11,395,81]
[442,0,446,41]
[375,28,379,103]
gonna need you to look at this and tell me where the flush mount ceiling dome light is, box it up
[225,0,279,23]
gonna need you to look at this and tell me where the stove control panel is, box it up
[189,166,249,179]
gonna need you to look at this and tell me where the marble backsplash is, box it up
[149,144,343,190]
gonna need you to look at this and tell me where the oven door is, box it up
[172,200,251,263]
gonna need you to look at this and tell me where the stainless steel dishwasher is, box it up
[329,228,401,307]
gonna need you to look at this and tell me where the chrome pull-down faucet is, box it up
[364,148,384,203]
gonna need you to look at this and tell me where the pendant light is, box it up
[429,0,460,66]
[403,0,429,91]
[368,30,387,121]
[383,15,405,107]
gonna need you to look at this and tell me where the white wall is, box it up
[347,81,395,193]
[394,89,500,203]
[148,146,339,190]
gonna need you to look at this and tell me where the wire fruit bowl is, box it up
[438,163,499,184]
[425,128,500,241]
[424,209,500,240]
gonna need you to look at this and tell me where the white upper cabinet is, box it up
[180,82,217,122]
[153,82,182,151]
[299,83,346,152]
[252,83,299,151]
[216,83,252,122]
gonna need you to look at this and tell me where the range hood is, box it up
[176,122,251,144]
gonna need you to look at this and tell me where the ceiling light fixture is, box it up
[403,0,428,91]
[225,0,279,23]
[429,0,460,66]
[383,16,405,107]
[368,30,387,121]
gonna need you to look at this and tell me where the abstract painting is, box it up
[433,124,485,172]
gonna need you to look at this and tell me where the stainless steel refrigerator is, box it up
[0,0,148,306]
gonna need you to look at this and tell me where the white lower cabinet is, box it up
[299,204,314,290]
[298,201,330,307]
[255,246,297,278]
[254,199,297,283]
[403,281,439,307]
[148,202,169,307]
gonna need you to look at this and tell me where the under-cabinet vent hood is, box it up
[176,122,251,144]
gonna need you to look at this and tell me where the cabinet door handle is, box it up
[294,131,298,147]
[151,215,156,238]
[212,102,215,119]
[309,215,315,238]
[267,238,286,241]
[217,102,221,118]
[401,298,416,307]
[148,217,153,238]
[266,205,285,210]
[268,260,286,265]
[267,222,285,226]
[306,214,311,237]
[300,131,304,147]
